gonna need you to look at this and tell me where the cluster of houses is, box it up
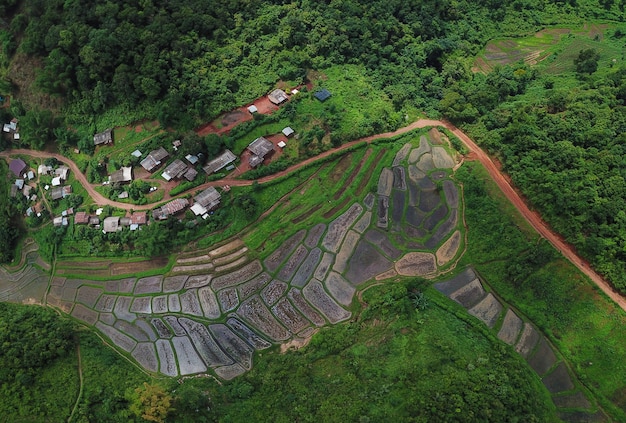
[152,185,223,221]
[137,146,198,182]
[67,210,148,233]
[3,117,19,141]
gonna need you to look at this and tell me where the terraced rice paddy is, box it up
[434,267,605,422]
[43,129,467,380]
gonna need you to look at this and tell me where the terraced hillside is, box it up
[46,131,466,379]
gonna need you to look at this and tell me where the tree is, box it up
[129,382,173,423]
[574,48,600,74]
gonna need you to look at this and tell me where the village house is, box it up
[109,166,133,184]
[3,118,17,133]
[130,212,147,225]
[247,136,275,168]
[162,159,189,181]
[53,216,69,227]
[38,164,52,175]
[184,167,198,181]
[102,216,122,233]
[191,186,221,216]
[282,127,295,137]
[247,105,258,114]
[74,211,90,225]
[55,166,70,181]
[268,89,288,105]
[50,185,72,201]
[93,128,113,146]
[88,216,100,226]
[203,149,237,174]
[9,158,27,178]
[152,198,189,220]
[140,147,169,172]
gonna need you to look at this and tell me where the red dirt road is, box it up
[438,120,626,312]
[3,119,626,312]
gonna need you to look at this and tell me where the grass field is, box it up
[473,23,626,75]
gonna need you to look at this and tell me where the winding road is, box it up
[2,118,625,312]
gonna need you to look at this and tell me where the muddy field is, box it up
[345,240,393,285]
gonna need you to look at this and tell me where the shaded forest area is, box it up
[2,0,620,129]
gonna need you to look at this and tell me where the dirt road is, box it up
[438,120,626,312]
[3,120,626,312]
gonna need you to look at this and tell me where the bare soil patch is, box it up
[272,297,310,333]
[468,293,503,328]
[303,279,351,324]
[209,324,254,370]
[261,280,288,306]
[110,257,169,276]
[227,317,272,350]
[291,247,323,288]
[324,272,355,306]
[322,203,363,252]
[179,318,232,369]
[237,296,291,341]
[323,196,351,220]
[288,288,326,326]
[436,230,462,266]
[131,343,158,373]
[395,252,437,277]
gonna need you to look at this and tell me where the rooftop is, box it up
[314,88,332,102]
[247,136,274,158]
[162,159,189,181]
[93,128,113,145]
[268,89,289,105]
[203,149,237,174]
